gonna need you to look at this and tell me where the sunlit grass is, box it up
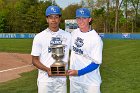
[0,39,140,93]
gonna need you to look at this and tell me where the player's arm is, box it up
[68,62,99,76]
[32,56,50,75]
[77,62,99,76]
[68,35,103,76]
[75,38,102,76]
[31,35,50,74]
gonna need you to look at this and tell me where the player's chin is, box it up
[51,24,59,28]
[78,24,85,27]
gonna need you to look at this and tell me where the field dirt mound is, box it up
[0,52,36,83]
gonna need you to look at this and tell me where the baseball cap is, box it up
[76,8,91,18]
[46,6,61,16]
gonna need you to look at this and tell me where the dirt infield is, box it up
[0,52,36,83]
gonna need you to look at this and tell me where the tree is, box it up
[114,0,119,33]
[0,14,5,33]
[0,0,5,9]
[105,0,110,33]
[123,0,128,32]
[0,0,5,32]
[0,0,139,33]
[92,7,106,33]
[61,4,81,29]
[130,0,140,32]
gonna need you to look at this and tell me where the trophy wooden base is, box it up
[50,65,66,76]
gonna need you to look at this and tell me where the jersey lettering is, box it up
[72,46,83,54]
[72,37,84,54]
[50,37,62,45]
[48,37,62,53]
[75,37,84,48]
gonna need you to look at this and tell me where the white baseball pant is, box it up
[38,78,66,93]
[70,81,100,93]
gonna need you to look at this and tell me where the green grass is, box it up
[0,39,33,53]
[0,70,38,93]
[0,39,140,93]
[101,40,140,93]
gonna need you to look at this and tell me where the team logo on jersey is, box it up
[51,7,56,12]
[48,37,62,53]
[75,37,84,47]
[50,37,62,45]
[72,37,84,54]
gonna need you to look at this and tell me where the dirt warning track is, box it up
[0,53,36,83]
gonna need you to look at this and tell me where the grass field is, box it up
[0,39,140,93]
[0,39,33,53]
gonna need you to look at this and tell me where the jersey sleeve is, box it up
[62,33,71,63]
[91,37,103,64]
[31,35,42,56]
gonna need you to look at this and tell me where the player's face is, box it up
[76,17,92,29]
[46,15,61,29]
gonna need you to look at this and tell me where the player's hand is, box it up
[46,68,51,76]
[67,70,78,76]
[48,71,51,76]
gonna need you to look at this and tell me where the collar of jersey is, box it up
[47,28,60,35]
[79,28,92,33]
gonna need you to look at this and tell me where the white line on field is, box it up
[0,64,33,73]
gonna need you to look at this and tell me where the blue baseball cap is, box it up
[76,8,91,18]
[46,6,61,16]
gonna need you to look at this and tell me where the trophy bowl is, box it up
[50,44,66,76]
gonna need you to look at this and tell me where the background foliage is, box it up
[0,0,140,33]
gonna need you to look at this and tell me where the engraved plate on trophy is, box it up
[50,44,66,76]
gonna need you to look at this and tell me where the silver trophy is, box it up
[50,44,66,76]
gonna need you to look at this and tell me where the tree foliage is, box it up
[0,0,139,33]
[0,0,51,33]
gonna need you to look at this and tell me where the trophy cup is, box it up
[50,44,66,76]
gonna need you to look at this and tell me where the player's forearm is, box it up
[32,56,50,72]
[68,70,78,76]
[68,62,99,76]
[78,62,99,76]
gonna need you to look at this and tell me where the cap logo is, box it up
[51,7,56,12]
[79,10,84,15]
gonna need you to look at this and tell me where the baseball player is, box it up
[31,6,71,93]
[68,8,103,93]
